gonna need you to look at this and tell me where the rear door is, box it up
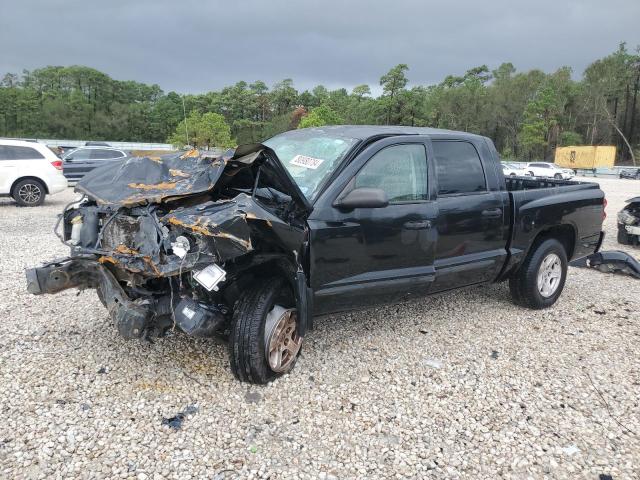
[308,137,437,313]
[430,139,509,291]
[0,146,17,193]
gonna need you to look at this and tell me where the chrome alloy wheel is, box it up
[264,305,301,372]
[18,183,42,204]
[537,253,562,297]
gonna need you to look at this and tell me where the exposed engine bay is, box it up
[26,145,313,341]
[617,196,640,246]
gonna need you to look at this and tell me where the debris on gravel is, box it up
[1,177,639,478]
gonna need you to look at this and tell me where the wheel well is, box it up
[534,225,576,259]
[224,258,296,307]
[10,176,49,195]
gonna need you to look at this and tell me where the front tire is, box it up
[509,238,568,309]
[554,173,562,179]
[13,179,46,207]
[229,277,302,384]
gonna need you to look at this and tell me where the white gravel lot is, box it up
[0,177,639,479]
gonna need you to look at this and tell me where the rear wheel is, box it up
[12,179,46,207]
[528,171,535,177]
[509,238,567,309]
[229,277,302,384]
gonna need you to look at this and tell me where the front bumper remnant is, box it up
[569,250,640,279]
[26,258,155,339]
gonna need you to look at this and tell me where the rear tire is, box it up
[12,179,46,207]
[509,238,567,309]
[229,277,302,384]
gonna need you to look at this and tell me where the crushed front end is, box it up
[26,146,310,341]
[617,196,640,246]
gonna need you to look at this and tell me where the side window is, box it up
[90,149,120,159]
[5,146,45,160]
[91,149,109,159]
[354,144,428,203]
[68,149,91,160]
[0,146,8,161]
[110,150,126,158]
[432,141,486,195]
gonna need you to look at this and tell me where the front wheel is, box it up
[509,238,568,309]
[13,179,46,207]
[554,173,563,179]
[229,277,302,383]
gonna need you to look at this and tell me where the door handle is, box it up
[481,208,502,217]
[403,220,432,230]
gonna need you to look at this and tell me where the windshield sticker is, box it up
[290,154,324,169]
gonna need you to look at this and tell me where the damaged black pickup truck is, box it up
[26,126,606,383]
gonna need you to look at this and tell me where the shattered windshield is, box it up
[263,129,359,200]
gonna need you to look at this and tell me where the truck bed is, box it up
[498,175,605,280]
[505,176,600,192]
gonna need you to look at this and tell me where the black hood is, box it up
[74,144,311,212]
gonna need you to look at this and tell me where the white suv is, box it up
[0,139,68,206]
[525,162,575,180]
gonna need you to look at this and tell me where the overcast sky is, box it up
[2,0,639,95]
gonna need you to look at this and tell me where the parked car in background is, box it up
[618,196,640,246]
[501,163,529,176]
[62,146,128,182]
[85,141,111,147]
[0,139,68,206]
[525,162,575,179]
[619,167,640,180]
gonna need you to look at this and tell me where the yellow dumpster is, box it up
[554,146,616,170]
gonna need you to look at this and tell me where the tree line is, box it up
[1,43,638,163]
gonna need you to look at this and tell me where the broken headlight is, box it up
[618,210,638,226]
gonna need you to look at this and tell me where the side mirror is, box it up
[334,187,389,210]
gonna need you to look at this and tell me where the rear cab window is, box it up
[432,141,486,195]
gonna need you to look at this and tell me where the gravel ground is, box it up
[0,177,639,479]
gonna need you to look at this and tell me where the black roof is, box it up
[295,125,484,142]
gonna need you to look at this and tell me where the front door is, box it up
[308,138,437,314]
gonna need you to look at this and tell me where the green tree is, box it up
[559,131,583,146]
[168,111,234,148]
[298,105,343,128]
[520,85,563,159]
[379,64,409,124]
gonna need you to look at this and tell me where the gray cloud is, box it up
[1,0,639,94]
